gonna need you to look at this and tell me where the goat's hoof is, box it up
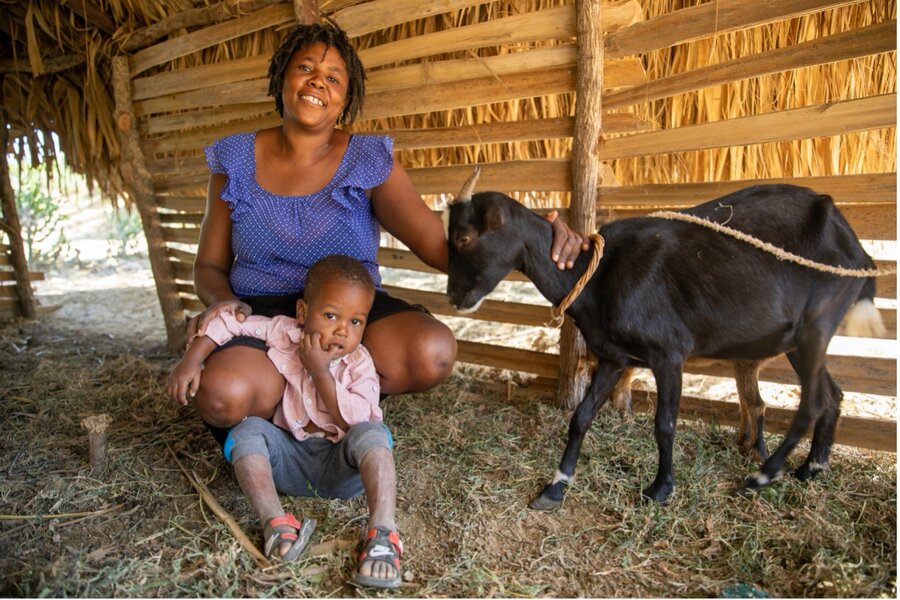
[794,461,826,481]
[528,493,562,511]
[641,482,673,505]
[743,470,778,490]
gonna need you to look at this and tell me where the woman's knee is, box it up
[191,348,285,427]
[407,322,457,388]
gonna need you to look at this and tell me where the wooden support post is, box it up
[110,56,186,351]
[0,124,37,320]
[293,0,318,24]
[557,0,603,411]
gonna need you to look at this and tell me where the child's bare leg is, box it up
[357,447,398,581]
[233,454,291,558]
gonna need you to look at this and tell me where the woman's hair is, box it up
[305,254,375,303]
[267,21,366,125]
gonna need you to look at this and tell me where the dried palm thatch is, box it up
[1,0,894,207]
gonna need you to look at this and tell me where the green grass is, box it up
[0,325,895,597]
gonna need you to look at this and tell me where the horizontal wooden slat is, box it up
[143,102,274,136]
[333,0,492,38]
[161,226,201,245]
[409,159,571,194]
[366,49,643,94]
[456,340,895,396]
[157,196,206,211]
[169,258,194,280]
[382,284,551,327]
[144,113,650,173]
[167,246,198,264]
[180,294,205,311]
[142,114,281,156]
[129,3,293,76]
[511,380,895,453]
[0,271,44,281]
[600,94,896,160]
[604,0,868,59]
[334,0,642,39]
[135,51,645,116]
[598,174,897,207]
[160,213,203,225]
[363,65,579,121]
[605,20,896,110]
[358,5,577,70]
[132,55,270,101]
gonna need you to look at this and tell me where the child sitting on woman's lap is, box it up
[167,254,402,588]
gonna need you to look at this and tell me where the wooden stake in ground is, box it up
[81,414,113,473]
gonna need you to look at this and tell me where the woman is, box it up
[190,23,587,442]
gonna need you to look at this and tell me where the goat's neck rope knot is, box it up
[650,211,896,278]
[547,234,605,329]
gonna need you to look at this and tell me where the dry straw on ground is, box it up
[0,319,895,597]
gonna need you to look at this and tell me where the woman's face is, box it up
[281,41,350,127]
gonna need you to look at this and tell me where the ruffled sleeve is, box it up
[204,133,255,219]
[338,135,394,191]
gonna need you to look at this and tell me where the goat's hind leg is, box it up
[795,367,842,481]
[734,360,768,462]
[529,361,623,511]
[745,331,829,490]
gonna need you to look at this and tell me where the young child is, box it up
[167,254,403,589]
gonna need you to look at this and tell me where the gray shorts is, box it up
[224,417,393,500]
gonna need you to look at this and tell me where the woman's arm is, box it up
[370,163,449,272]
[189,173,253,337]
[370,162,590,273]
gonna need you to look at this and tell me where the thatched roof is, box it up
[2,0,894,204]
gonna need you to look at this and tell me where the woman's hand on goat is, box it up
[546,211,591,269]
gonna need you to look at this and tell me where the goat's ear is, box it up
[481,202,506,233]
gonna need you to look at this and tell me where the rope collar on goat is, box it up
[547,234,605,328]
[650,211,896,278]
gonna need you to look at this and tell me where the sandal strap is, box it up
[362,526,403,557]
[267,514,302,530]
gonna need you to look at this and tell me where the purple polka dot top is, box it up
[204,132,393,296]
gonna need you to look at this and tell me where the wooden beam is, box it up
[409,160,571,195]
[142,113,649,162]
[294,0,319,23]
[455,340,895,396]
[598,174,897,207]
[61,0,116,36]
[606,20,896,109]
[599,94,897,160]
[604,0,868,59]
[0,126,37,319]
[121,0,282,52]
[132,55,269,101]
[134,50,644,115]
[129,3,294,76]
[359,5,574,70]
[511,382,896,453]
[358,2,646,69]
[0,271,44,282]
[0,54,84,75]
[143,101,274,136]
[333,0,490,37]
[558,0,604,410]
[142,114,280,156]
[112,57,187,351]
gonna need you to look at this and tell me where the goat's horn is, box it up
[452,165,481,204]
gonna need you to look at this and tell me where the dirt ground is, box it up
[0,251,896,597]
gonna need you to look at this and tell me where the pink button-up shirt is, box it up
[204,313,381,442]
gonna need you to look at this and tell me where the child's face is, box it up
[296,281,373,359]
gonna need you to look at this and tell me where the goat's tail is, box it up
[838,275,887,338]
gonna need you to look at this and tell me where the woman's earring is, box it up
[337,110,345,123]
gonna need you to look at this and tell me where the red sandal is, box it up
[351,526,403,589]
[262,514,316,562]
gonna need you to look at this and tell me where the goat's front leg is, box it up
[642,360,683,504]
[529,361,623,511]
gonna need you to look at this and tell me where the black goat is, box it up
[446,177,884,506]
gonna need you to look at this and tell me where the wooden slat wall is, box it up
[132,0,895,450]
[0,243,43,320]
